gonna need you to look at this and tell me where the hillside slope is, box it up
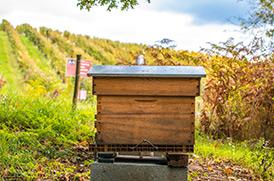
[0,19,203,96]
[0,31,23,92]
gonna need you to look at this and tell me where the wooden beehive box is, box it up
[88,65,206,153]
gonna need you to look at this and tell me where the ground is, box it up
[52,145,261,181]
[188,156,260,181]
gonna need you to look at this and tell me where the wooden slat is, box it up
[93,77,200,96]
[97,96,195,114]
[96,114,194,145]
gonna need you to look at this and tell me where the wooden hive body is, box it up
[89,66,205,153]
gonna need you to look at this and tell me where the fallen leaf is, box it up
[224,167,233,175]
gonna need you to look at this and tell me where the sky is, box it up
[0,0,251,51]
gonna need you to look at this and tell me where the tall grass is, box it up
[0,93,95,178]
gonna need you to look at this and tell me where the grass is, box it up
[0,93,95,179]
[195,132,251,163]
[195,131,273,180]
[20,35,58,80]
[0,31,23,92]
[0,93,272,180]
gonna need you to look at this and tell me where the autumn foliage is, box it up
[200,56,273,141]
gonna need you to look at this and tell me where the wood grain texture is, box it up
[93,77,200,96]
[96,114,194,145]
[97,96,195,114]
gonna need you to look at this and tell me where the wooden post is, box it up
[72,54,81,110]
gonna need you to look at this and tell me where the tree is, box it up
[204,0,273,61]
[241,0,273,38]
[77,0,151,11]
[154,38,177,49]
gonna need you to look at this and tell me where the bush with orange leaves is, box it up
[200,55,273,142]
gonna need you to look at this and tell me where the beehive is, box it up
[88,65,206,153]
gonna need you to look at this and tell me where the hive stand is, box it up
[90,161,188,181]
[91,152,188,181]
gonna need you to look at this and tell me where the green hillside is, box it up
[0,31,23,92]
[0,19,209,103]
[0,20,273,180]
[0,20,205,95]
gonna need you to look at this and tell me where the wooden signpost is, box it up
[66,55,92,109]
[72,55,81,110]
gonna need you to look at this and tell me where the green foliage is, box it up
[250,139,274,180]
[0,94,95,179]
[20,34,58,77]
[77,0,151,11]
[16,24,66,80]
[1,20,37,78]
[67,34,115,65]
[0,31,23,92]
[195,132,273,180]
[39,27,92,60]
[0,20,57,93]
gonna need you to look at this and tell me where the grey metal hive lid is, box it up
[88,65,206,78]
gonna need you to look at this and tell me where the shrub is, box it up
[200,56,273,142]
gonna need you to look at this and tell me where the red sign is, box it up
[66,58,76,77]
[65,59,92,77]
[79,60,92,77]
